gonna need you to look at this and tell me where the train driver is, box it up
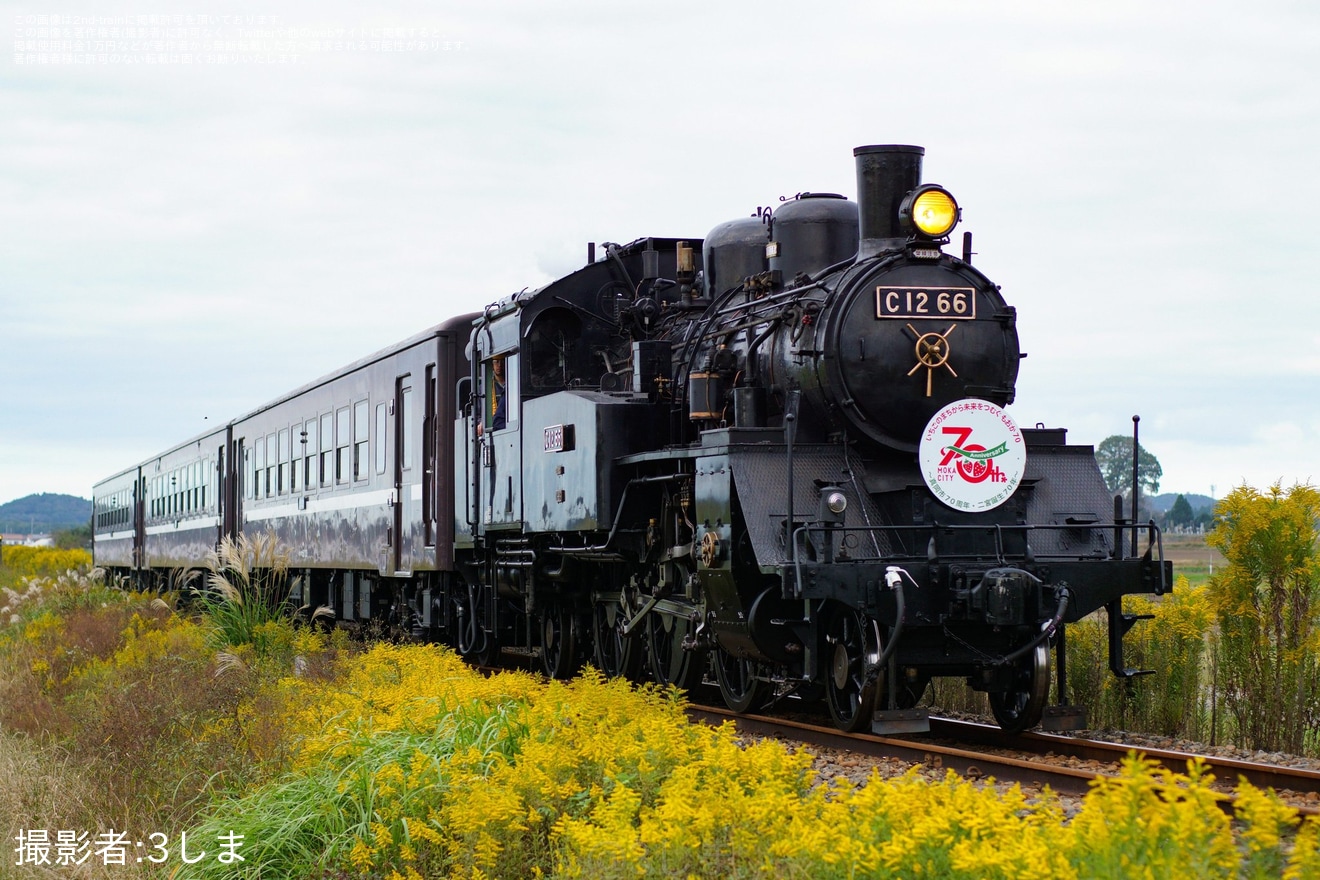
[480,356,507,435]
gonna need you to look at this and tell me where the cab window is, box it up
[483,354,517,432]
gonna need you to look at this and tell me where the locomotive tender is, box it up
[94,145,1171,734]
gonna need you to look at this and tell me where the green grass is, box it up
[1162,533,1223,588]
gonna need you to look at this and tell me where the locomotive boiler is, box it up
[93,144,1171,735]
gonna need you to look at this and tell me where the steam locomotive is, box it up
[93,145,1171,734]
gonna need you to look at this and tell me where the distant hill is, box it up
[1148,493,1216,515]
[0,493,92,533]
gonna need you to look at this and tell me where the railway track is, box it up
[924,716,1320,799]
[686,704,1320,816]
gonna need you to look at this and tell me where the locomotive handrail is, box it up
[542,472,690,558]
[710,282,820,319]
[789,520,1168,571]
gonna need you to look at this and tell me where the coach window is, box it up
[375,402,387,475]
[253,438,265,500]
[265,433,277,497]
[336,407,351,484]
[266,435,277,498]
[202,459,209,510]
[354,400,369,481]
[320,412,333,486]
[278,428,290,495]
[304,419,317,490]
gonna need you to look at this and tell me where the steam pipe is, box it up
[868,566,909,681]
[997,586,1071,668]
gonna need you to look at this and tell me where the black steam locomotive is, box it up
[93,145,1170,734]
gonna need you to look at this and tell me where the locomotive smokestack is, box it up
[854,144,924,257]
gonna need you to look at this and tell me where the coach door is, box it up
[392,377,415,575]
[226,436,243,543]
[215,442,227,548]
[133,472,146,572]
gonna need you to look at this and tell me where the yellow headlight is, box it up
[910,187,959,237]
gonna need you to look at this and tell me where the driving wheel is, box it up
[823,605,880,732]
[713,647,768,713]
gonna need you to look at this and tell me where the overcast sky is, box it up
[3,0,1318,508]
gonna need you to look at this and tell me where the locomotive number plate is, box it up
[875,286,976,320]
[544,423,575,453]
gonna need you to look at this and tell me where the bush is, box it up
[0,545,93,589]
[1206,483,1320,754]
[1064,576,1213,740]
[0,565,328,847]
[177,644,1320,880]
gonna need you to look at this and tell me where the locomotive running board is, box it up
[872,708,930,735]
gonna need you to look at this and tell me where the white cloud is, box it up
[3,0,1320,504]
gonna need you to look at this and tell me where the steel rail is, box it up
[687,705,1319,817]
[923,716,1320,800]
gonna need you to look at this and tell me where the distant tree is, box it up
[1095,435,1162,498]
[53,524,92,550]
[1166,494,1194,529]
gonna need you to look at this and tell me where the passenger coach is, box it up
[94,314,473,630]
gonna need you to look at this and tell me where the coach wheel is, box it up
[646,611,703,691]
[823,605,880,732]
[540,604,580,680]
[713,647,768,714]
[988,642,1050,734]
[592,599,642,681]
[453,580,497,667]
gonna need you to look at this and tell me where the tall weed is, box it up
[196,531,293,651]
